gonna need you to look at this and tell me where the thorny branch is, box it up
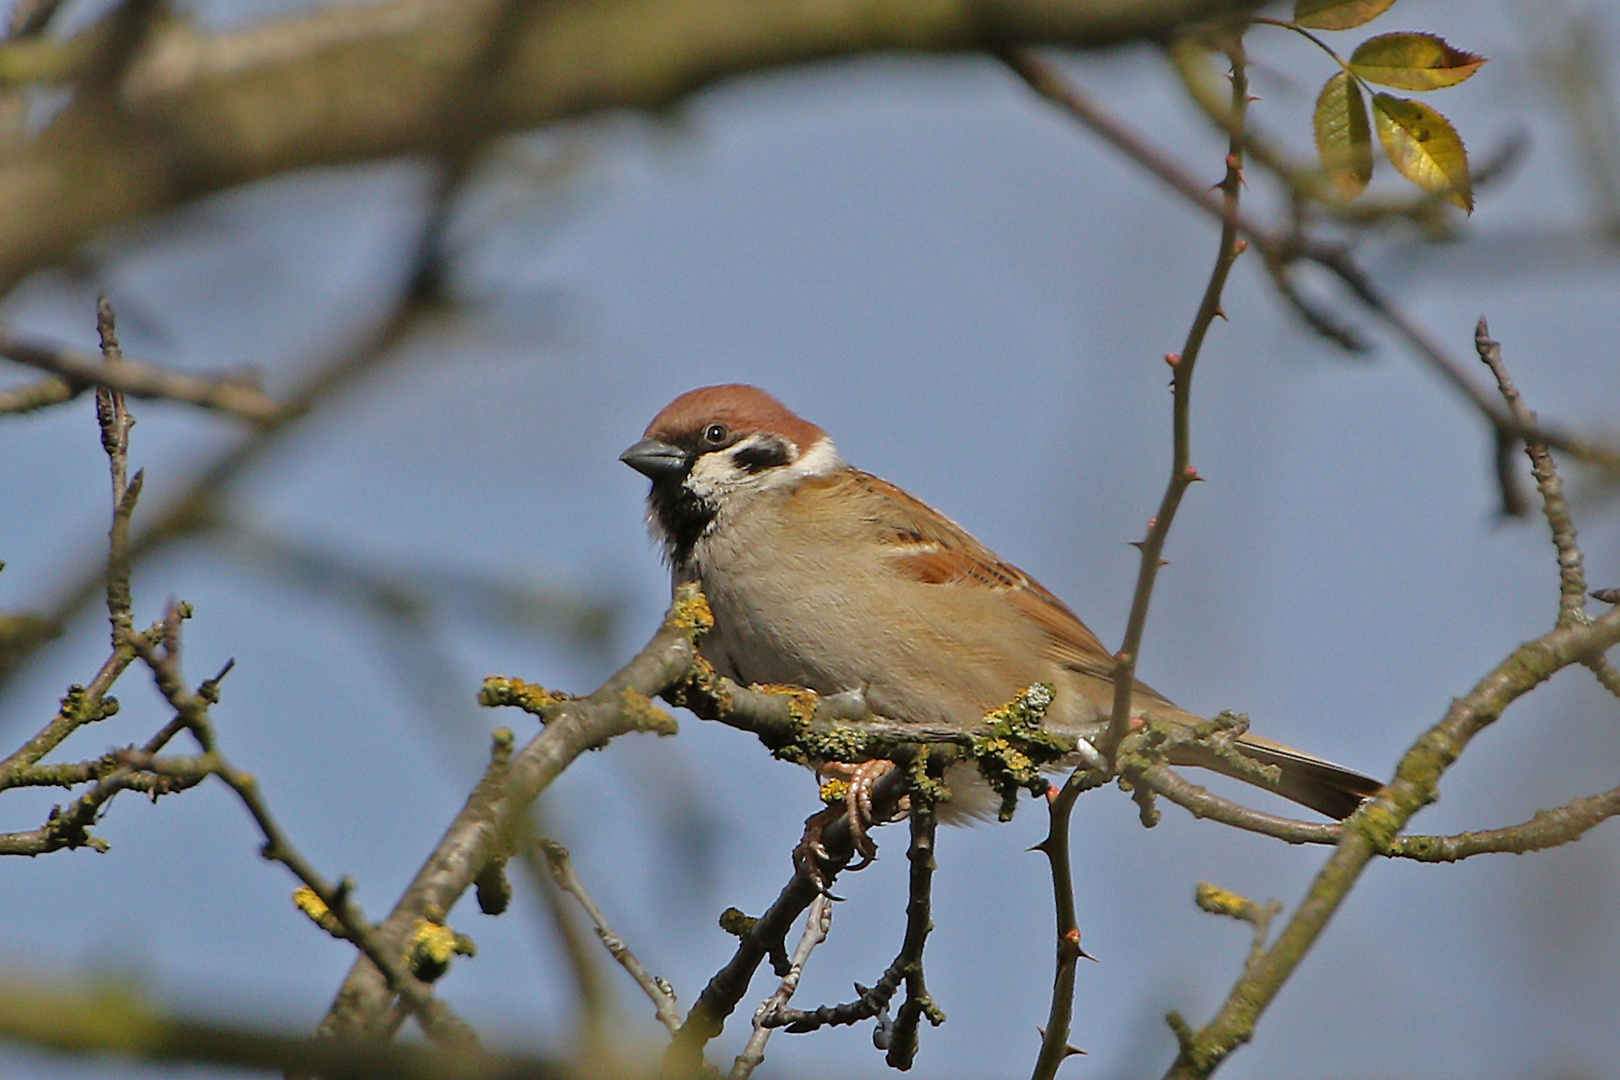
[1014,36,1251,1080]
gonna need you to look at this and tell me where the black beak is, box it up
[619,438,689,480]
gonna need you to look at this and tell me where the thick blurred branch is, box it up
[0,972,564,1079]
[0,0,1270,293]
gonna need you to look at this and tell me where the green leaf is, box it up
[1372,93,1473,211]
[1350,32,1486,89]
[1314,70,1373,199]
[1293,0,1399,31]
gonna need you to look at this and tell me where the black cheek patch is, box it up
[732,440,793,474]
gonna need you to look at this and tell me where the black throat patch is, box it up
[648,480,716,569]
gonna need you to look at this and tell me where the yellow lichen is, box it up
[406,916,476,983]
[621,688,678,735]
[292,886,344,938]
[668,583,715,638]
[478,675,571,719]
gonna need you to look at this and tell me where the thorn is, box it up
[1213,305,1228,321]
[1128,539,1146,550]
[1034,1028,1088,1059]
[1029,838,1052,854]
[1184,466,1201,481]
[1591,587,1620,604]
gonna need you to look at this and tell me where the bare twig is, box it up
[540,839,681,1034]
[93,297,139,642]
[510,816,620,1057]
[0,647,134,792]
[754,795,945,1069]
[884,799,944,1070]
[1475,319,1588,623]
[666,763,906,1074]
[730,894,832,1080]
[122,600,477,1046]
[1,323,287,425]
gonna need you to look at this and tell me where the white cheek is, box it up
[685,453,746,501]
[683,433,846,503]
[760,435,844,488]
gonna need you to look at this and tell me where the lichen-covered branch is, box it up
[315,586,700,1042]
[1162,607,1620,1079]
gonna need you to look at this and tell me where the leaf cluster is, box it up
[1286,0,1486,210]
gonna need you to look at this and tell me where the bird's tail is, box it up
[1170,732,1382,820]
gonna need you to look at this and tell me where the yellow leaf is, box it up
[1350,32,1486,89]
[1372,93,1473,211]
[1313,70,1373,199]
[1294,0,1399,31]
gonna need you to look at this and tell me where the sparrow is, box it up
[621,384,1380,826]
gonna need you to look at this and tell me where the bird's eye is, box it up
[702,423,729,445]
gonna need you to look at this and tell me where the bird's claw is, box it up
[795,759,902,887]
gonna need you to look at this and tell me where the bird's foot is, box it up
[794,759,905,890]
